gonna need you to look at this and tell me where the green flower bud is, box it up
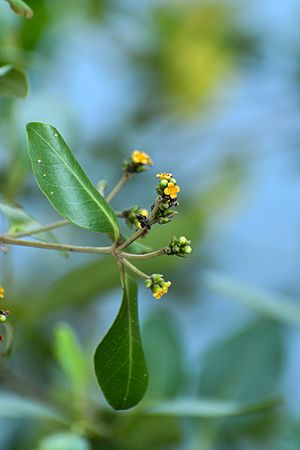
[169,178,177,184]
[145,278,153,289]
[151,274,164,284]
[172,245,180,254]
[159,202,170,211]
[0,314,7,323]
[159,179,169,188]
[122,160,129,170]
[178,236,187,246]
[163,208,174,217]
[158,218,171,225]
[170,237,178,247]
[156,187,164,195]
[184,245,192,254]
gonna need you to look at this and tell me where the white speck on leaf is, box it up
[37,159,41,163]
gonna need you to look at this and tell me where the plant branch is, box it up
[8,219,69,239]
[121,248,166,260]
[106,173,131,203]
[118,228,145,252]
[0,236,113,255]
[122,258,150,279]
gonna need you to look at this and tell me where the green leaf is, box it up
[145,397,282,418]
[0,200,67,256]
[143,312,184,399]
[0,65,28,98]
[6,0,33,18]
[204,272,300,326]
[198,319,283,401]
[94,274,148,410]
[37,432,90,450]
[0,391,64,422]
[192,319,283,447]
[26,122,119,241]
[53,323,86,398]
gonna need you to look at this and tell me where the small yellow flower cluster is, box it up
[156,173,180,200]
[123,150,153,174]
[0,287,4,299]
[152,281,172,300]
[164,182,180,199]
[154,173,181,225]
[156,173,180,199]
[132,150,153,166]
[145,274,172,300]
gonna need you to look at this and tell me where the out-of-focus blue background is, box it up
[1,1,300,449]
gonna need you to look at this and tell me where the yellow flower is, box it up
[156,172,173,180]
[132,150,153,166]
[0,287,4,299]
[164,182,180,199]
[153,281,171,300]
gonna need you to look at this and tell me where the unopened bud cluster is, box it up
[123,206,149,230]
[145,274,172,300]
[155,173,180,225]
[123,150,153,174]
[165,236,192,258]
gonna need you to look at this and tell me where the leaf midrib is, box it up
[123,277,133,404]
[28,125,118,239]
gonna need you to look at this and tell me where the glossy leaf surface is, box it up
[26,123,119,240]
[94,274,148,410]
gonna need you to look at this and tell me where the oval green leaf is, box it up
[26,123,119,241]
[0,65,28,98]
[94,274,148,410]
